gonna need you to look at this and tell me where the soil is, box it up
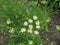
[40,10,60,45]
[48,11,60,31]
[0,30,9,45]
[46,11,60,45]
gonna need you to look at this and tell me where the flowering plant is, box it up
[0,0,52,45]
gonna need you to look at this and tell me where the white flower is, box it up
[9,28,14,33]
[34,31,39,35]
[20,28,26,33]
[7,19,11,24]
[24,21,28,26]
[28,19,33,23]
[28,25,33,29]
[36,25,40,29]
[35,20,40,25]
[33,15,38,20]
[28,29,32,33]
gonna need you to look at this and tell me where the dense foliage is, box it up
[0,0,60,45]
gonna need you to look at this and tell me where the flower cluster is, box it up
[9,28,15,33]
[7,19,11,24]
[20,15,40,35]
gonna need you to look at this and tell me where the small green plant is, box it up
[8,15,41,45]
[0,0,60,45]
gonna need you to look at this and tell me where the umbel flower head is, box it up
[28,25,33,29]
[7,19,11,24]
[9,28,14,33]
[28,19,33,23]
[20,28,26,33]
[36,25,40,29]
[24,21,28,26]
[28,29,32,33]
[34,30,39,35]
[35,20,40,25]
[20,15,40,35]
[33,15,38,20]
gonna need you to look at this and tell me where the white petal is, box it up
[7,19,11,24]
[28,25,33,29]
[28,19,33,23]
[28,29,32,33]
[33,15,38,20]
[9,28,14,33]
[20,28,26,33]
[36,25,40,29]
[24,21,28,26]
[35,20,40,25]
[34,31,39,35]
